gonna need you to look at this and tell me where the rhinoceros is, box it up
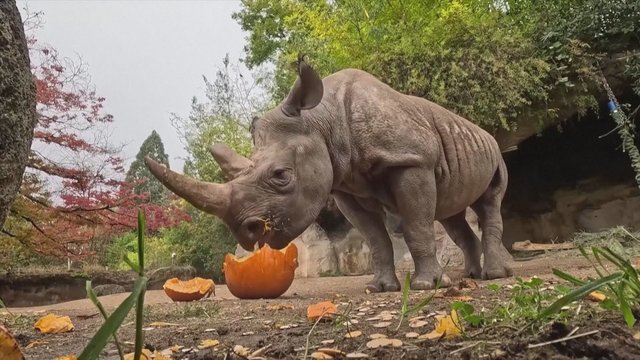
[145,57,513,292]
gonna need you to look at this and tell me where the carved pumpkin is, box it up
[223,243,298,299]
[163,277,215,302]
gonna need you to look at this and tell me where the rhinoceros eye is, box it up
[271,168,292,187]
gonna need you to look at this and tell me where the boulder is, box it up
[333,228,372,275]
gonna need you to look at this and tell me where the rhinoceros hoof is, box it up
[464,263,483,279]
[366,276,401,293]
[481,264,513,280]
[410,272,452,290]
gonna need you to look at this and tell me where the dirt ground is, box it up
[3,252,640,359]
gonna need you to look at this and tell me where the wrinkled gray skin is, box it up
[145,58,513,292]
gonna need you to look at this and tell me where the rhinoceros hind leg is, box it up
[333,192,401,293]
[472,161,513,280]
[440,211,483,279]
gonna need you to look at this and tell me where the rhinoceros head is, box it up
[145,57,334,251]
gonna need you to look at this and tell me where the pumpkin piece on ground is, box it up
[34,314,74,334]
[0,325,24,360]
[163,277,215,302]
[307,301,338,321]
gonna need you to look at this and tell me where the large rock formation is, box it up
[0,1,38,227]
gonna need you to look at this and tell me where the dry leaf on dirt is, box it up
[633,332,640,341]
[198,339,220,349]
[321,339,335,345]
[369,333,387,339]
[0,325,24,360]
[149,322,181,327]
[25,340,48,349]
[366,338,402,349]
[586,291,606,302]
[405,332,420,338]
[234,345,251,357]
[307,301,338,321]
[318,348,345,356]
[346,353,369,359]
[310,352,334,359]
[345,330,362,339]
[372,321,391,328]
[459,279,478,289]
[409,320,428,328]
[266,303,295,311]
[420,310,462,340]
[54,356,76,360]
[34,314,74,334]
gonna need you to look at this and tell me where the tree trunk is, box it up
[0,1,37,228]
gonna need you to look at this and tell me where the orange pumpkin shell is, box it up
[223,243,298,299]
[163,277,215,302]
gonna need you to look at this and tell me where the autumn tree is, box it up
[126,130,171,204]
[0,12,188,262]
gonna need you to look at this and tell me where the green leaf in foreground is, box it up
[86,280,125,360]
[537,272,624,320]
[77,276,148,360]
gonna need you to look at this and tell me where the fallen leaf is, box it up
[586,291,606,302]
[459,279,478,289]
[345,330,362,339]
[54,356,76,360]
[365,338,402,349]
[372,322,391,328]
[405,332,420,338]
[307,301,338,321]
[233,345,251,357]
[418,331,443,340]
[634,331,640,341]
[346,352,369,359]
[409,316,425,322]
[310,352,333,359]
[123,349,153,360]
[321,339,335,345]
[0,325,24,360]
[266,303,295,311]
[149,322,181,327]
[169,345,183,352]
[318,348,345,356]
[409,320,428,328]
[34,314,74,334]
[25,340,48,349]
[197,339,220,349]
[420,310,462,340]
[369,333,387,339]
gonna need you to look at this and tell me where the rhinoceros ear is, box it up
[281,55,324,117]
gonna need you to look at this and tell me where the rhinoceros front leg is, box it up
[333,192,401,292]
[389,168,452,290]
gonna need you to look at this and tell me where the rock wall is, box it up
[503,179,640,248]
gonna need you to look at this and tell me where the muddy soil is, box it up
[3,255,640,359]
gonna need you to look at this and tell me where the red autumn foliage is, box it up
[1,14,189,259]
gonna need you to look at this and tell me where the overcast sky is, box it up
[18,0,249,172]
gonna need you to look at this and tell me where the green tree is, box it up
[126,130,171,204]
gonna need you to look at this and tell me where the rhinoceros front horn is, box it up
[144,156,231,218]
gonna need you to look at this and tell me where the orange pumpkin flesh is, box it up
[163,277,215,302]
[223,243,298,299]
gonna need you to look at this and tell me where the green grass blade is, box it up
[77,276,148,360]
[407,277,440,314]
[132,209,147,360]
[601,247,639,284]
[122,254,140,274]
[86,281,125,360]
[137,209,145,276]
[538,272,624,320]
[617,282,637,328]
[0,296,11,316]
[552,268,585,286]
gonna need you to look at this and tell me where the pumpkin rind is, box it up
[223,243,298,299]
[163,277,215,302]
